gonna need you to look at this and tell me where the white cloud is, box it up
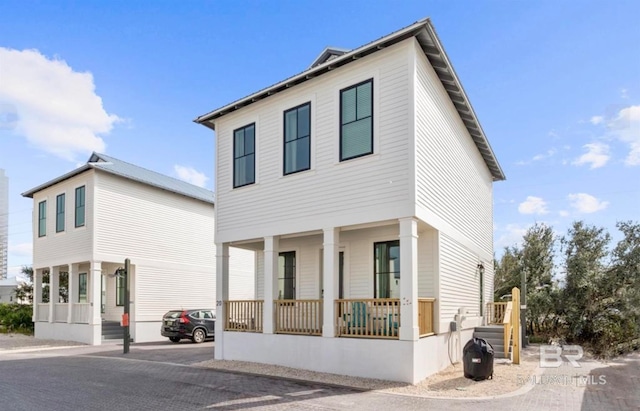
[568,193,609,214]
[620,88,629,99]
[173,165,209,188]
[518,196,549,215]
[608,105,640,166]
[516,148,557,165]
[590,116,604,125]
[496,224,529,249]
[8,242,33,258]
[572,142,610,169]
[558,210,570,217]
[0,47,119,161]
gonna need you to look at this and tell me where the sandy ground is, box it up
[0,333,84,350]
[195,346,541,398]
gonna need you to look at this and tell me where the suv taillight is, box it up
[179,311,190,324]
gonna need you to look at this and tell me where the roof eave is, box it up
[21,165,92,198]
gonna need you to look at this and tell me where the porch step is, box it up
[102,321,123,340]
[473,325,510,359]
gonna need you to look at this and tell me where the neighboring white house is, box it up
[0,277,19,304]
[195,18,505,383]
[22,153,255,345]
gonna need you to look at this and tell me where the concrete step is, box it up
[102,321,123,340]
[474,331,504,340]
[474,325,504,334]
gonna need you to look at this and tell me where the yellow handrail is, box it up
[503,301,513,358]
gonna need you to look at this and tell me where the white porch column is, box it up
[90,261,102,326]
[399,218,419,341]
[67,263,77,323]
[48,266,59,323]
[32,269,41,322]
[322,228,339,338]
[263,236,279,334]
[215,243,229,359]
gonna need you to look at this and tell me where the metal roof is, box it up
[195,18,505,181]
[22,152,215,204]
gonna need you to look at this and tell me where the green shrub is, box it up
[0,303,34,334]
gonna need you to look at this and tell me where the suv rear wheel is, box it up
[169,337,181,343]
[192,328,206,344]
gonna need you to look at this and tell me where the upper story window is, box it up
[75,186,85,227]
[38,200,46,237]
[340,79,373,161]
[56,193,65,233]
[283,103,311,175]
[233,123,255,188]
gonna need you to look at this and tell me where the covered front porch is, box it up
[215,218,441,383]
[32,261,134,345]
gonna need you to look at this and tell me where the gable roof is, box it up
[195,18,505,182]
[309,47,350,68]
[22,152,215,204]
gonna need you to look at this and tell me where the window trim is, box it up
[373,240,400,299]
[233,123,256,189]
[55,193,65,233]
[283,102,312,176]
[38,200,47,238]
[75,186,85,228]
[339,78,374,162]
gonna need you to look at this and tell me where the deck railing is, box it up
[36,303,49,322]
[275,299,322,335]
[72,303,91,324]
[418,298,436,337]
[225,300,264,332]
[503,301,514,358]
[486,302,508,324]
[335,298,400,339]
[54,303,67,323]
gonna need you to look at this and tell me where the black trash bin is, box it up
[463,337,494,381]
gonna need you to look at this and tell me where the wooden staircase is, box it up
[474,325,511,359]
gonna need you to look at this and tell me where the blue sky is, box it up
[1,1,638,277]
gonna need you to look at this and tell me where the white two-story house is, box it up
[22,152,255,345]
[195,18,505,383]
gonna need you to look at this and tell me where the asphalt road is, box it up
[0,341,638,411]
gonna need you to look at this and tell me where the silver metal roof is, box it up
[22,152,215,204]
[195,18,505,181]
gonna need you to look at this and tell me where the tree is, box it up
[494,246,521,301]
[520,223,556,335]
[13,266,33,304]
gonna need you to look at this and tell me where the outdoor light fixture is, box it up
[110,260,131,354]
[478,262,485,317]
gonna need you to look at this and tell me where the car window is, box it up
[189,311,201,319]
[203,311,213,319]
[165,311,182,319]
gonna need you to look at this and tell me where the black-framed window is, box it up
[116,275,125,306]
[55,193,65,233]
[278,251,296,300]
[38,201,46,237]
[284,103,311,175]
[75,186,85,227]
[340,79,373,161]
[233,123,255,188]
[78,273,87,303]
[374,240,400,298]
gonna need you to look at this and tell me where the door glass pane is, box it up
[374,241,400,298]
[278,251,296,300]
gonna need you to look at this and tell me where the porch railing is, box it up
[486,302,508,324]
[503,301,514,359]
[418,298,436,337]
[54,303,67,323]
[36,303,49,322]
[335,298,400,339]
[225,300,263,332]
[275,299,322,335]
[72,303,91,324]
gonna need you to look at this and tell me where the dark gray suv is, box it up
[161,309,215,343]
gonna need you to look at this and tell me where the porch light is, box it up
[477,262,485,317]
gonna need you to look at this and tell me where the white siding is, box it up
[413,40,493,258]
[93,171,216,321]
[229,248,256,300]
[418,228,436,298]
[215,40,415,243]
[438,232,481,333]
[252,224,442,301]
[32,171,95,268]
